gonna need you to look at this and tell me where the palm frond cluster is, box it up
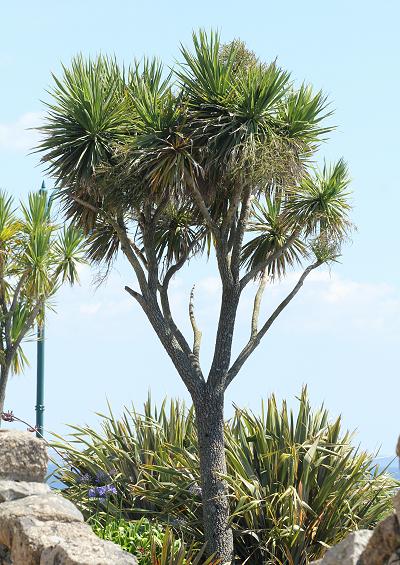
[38,30,352,277]
[53,390,395,564]
[0,191,85,375]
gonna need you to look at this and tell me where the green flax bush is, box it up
[53,390,396,564]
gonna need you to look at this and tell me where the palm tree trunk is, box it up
[194,389,234,563]
[0,362,10,426]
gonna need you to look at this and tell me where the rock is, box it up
[393,491,400,517]
[41,526,139,564]
[314,530,373,564]
[0,493,83,546]
[358,514,400,565]
[2,516,45,565]
[0,492,83,524]
[0,430,138,563]
[388,550,400,564]
[0,479,50,502]
[0,430,48,482]
[0,543,12,565]
[3,517,137,565]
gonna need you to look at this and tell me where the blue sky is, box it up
[1,0,399,455]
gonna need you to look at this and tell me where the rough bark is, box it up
[0,301,41,426]
[208,285,240,388]
[193,388,234,562]
[0,362,10,423]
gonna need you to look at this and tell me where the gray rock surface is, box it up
[393,492,400,517]
[358,515,400,565]
[388,551,400,564]
[40,523,138,564]
[0,431,138,563]
[0,543,11,565]
[3,517,137,565]
[0,479,50,502]
[0,492,83,527]
[0,430,48,482]
[310,530,373,564]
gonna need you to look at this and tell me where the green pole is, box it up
[36,181,46,438]
[36,323,45,438]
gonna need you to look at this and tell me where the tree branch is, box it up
[8,273,28,318]
[141,220,159,295]
[226,260,322,389]
[71,195,149,294]
[133,226,203,380]
[251,269,268,338]
[162,239,198,290]
[184,172,220,240]
[227,215,238,254]
[230,186,253,280]
[72,196,99,214]
[109,218,149,294]
[189,285,202,360]
[221,182,243,236]
[129,239,148,270]
[3,274,28,351]
[158,285,205,385]
[207,284,241,389]
[126,270,204,384]
[205,189,253,389]
[0,263,9,347]
[152,193,170,225]
[128,286,204,395]
[74,192,205,392]
[10,301,43,357]
[124,286,146,307]
[185,171,237,288]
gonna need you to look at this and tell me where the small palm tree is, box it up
[0,190,85,416]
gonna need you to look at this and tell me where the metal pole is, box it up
[36,181,46,438]
[36,323,45,438]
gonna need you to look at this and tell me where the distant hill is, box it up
[374,457,400,480]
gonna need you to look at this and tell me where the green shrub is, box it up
[90,517,216,564]
[52,389,397,564]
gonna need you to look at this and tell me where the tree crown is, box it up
[38,31,351,280]
[0,190,85,373]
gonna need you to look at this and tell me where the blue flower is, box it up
[88,487,97,498]
[106,484,117,495]
[96,485,107,497]
[87,483,117,499]
[94,471,110,485]
[77,473,92,485]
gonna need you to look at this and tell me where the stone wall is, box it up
[0,430,137,565]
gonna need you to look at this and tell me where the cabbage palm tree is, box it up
[37,31,352,562]
[0,190,85,416]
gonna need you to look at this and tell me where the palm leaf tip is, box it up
[241,196,307,279]
[286,158,352,241]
